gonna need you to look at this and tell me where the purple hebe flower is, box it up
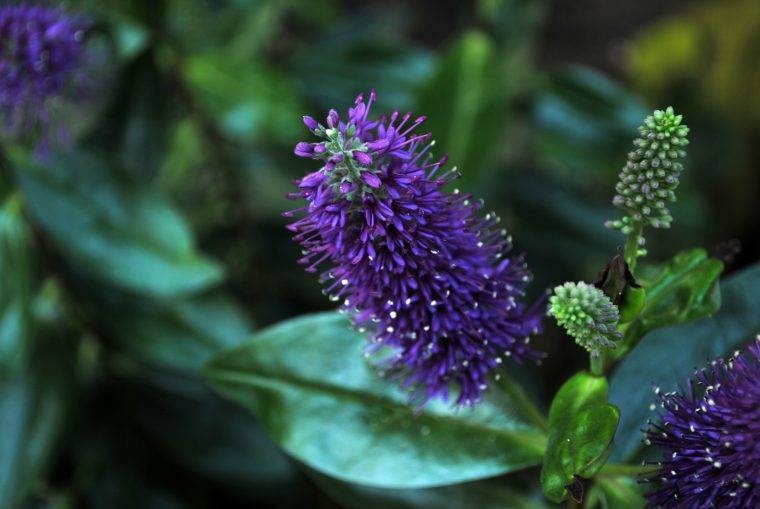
[285,90,545,405]
[0,5,87,136]
[643,337,760,508]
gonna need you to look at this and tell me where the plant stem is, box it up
[589,352,605,376]
[623,221,643,272]
[495,372,548,432]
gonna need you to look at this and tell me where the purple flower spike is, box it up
[286,91,545,406]
[643,337,760,508]
[0,5,88,138]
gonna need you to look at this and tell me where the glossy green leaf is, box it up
[205,312,547,489]
[314,472,553,509]
[0,196,33,375]
[609,262,760,461]
[540,372,620,503]
[613,248,723,359]
[13,150,223,298]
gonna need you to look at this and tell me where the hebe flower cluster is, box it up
[606,107,689,236]
[643,338,760,508]
[286,91,544,405]
[549,281,621,357]
[0,5,87,135]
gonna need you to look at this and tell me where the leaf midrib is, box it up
[206,365,547,453]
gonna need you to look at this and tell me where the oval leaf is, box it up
[13,150,223,298]
[205,312,547,489]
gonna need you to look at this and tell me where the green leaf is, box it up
[313,472,553,509]
[0,341,73,508]
[205,312,547,489]
[540,372,620,503]
[13,150,223,298]
[609,262,760,461]
[183,52,302,145]
[416,30,506,187]
[105,294,252,375]
[0,196,33,375]
[613,248,723,359]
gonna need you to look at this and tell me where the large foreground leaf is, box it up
[14,150,223,298]
[205,312,547,489]
[609,262,760,460]
[314,473,552,509]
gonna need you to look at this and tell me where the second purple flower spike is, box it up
[644,337,760,508]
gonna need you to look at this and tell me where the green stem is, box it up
[623,221,643,272]
[597,463,657,478]
[495,372,548,432]
[589,352,605,376]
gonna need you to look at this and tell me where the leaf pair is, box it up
[540,372,619,503]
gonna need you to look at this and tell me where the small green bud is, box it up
[549,282,622,357]
[607,106,689,236]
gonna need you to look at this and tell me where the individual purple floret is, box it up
[285,90,545,405]
[643,337,760,508]
[0,4,87,137]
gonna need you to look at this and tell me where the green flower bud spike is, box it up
[605,107,689,270]
[549,282,622,358]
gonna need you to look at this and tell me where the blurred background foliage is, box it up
[0,0,757,507]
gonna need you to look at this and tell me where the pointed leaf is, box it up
[0,196,33,375]
[205,312,547,488]
[614,248,723,359]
